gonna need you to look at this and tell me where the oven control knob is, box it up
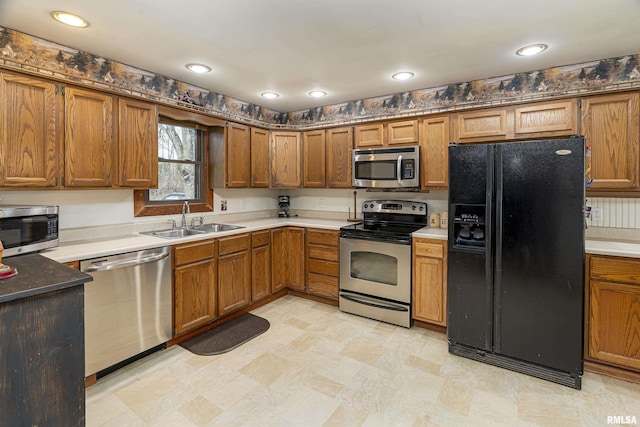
[412,206,416,211]
[419,206,424,211]
[364,203,369,209]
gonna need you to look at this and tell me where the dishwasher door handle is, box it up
[82,251,169,273]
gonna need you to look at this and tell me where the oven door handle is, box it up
[341,293,408,312]
[397,155,403,185]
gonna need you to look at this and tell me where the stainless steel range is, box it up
[339,200,428,328]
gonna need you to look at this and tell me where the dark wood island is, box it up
[0,253,92,427]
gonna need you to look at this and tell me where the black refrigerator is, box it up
[447,137,585,389]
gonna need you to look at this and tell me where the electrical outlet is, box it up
[592,207,602,222]
[319,198,325,208]
[220,200,228,211]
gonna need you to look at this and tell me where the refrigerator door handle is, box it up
[493,145,503,353]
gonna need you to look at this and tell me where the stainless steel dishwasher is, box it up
[81,246,172,376]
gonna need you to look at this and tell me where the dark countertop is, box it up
[0,254,92,304]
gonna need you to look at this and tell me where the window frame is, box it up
[134,106,220,217]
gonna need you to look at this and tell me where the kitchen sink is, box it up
[141,223,245,239]
[192,223,245,233]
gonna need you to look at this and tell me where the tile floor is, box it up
[87,296,640,426]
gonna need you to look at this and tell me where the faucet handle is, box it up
[167,219,177,229]
[183,200,190,214]
[191,215,204,227]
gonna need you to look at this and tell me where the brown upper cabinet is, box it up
[303,129,326,188]
[0,72,61,188]
[421,115,450,190]
[326,126,353,188]
[271,131,301,187]
[210,123,268,189]
[514,100,577,138]
[354,120,418,148]
[582,92,640,191]
[251,127,270,188]
[225,123,251,188]
[64,87,115,188]
[453,100,578,143]
[453,107,513,143]
[117,98,158,188]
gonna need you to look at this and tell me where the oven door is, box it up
[339,236,412,303]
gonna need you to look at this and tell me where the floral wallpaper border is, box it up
[2,25,640,129]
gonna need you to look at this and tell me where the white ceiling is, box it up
[1,0,640,112]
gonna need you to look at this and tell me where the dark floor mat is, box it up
[179,313,270,356]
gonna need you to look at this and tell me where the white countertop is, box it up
[41,217,355,263]
[412,227,448,240]
[585,239,640,259]
[39,216,640,262]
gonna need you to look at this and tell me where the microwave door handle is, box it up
[397,155,403,185]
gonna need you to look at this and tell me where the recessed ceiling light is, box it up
[308,90,327,98]
[50,11,89,28]
[261,91,280,99]
[392,71,414,81]
[516,44,548,56]
[185,63,211,74]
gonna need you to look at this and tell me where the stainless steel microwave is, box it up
[352,146,420,188]
[0,205,59,257]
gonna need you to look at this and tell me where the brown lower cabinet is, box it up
[173,239,217,335]
[218,234,251,316]
[251,230,271,301]
[306,228,339,299]
[586,254,640,374]
[412,238,447,326]
[271,227,305,292]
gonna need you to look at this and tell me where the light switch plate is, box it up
[592,207,602,222]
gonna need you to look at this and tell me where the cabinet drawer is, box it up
[308,245,339,262]
[590,256,640,284]
[218,233,250,255]
[414,241,444,258]
[174,239,216,266]
[252,230,270,248]
[307,273,339,299]
[307,229,339,246]
[308,259,339,276]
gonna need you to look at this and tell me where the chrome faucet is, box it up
[181,201,190,228]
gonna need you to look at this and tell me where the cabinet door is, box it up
[453,108,512,142]
[118,98,158,187]
[218,250,251,316]
[271,131,301,187]
[303,129,326,187]
[588,280,640,370]
[226,122,250,188]
[354,124,384,148]
[514,100,577,138]
[64,87,115,187]
[326,127,353,188]
[251,127,270,188]
[388,120,419,145]
[582,93,640,190]
[175,259,216,335]
[422,115,450,190]
[271,228,287,292]
[252,244,271,301]
[0,72,60,187]
[287,227,306,291]
[412,239,447,326]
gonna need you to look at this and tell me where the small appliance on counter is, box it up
[278,195,291,217]
[0,205,59,257]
